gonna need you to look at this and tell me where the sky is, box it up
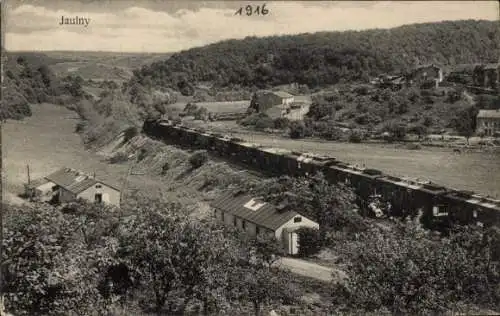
[3,0,499,53]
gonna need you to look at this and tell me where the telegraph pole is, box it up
[119,163,134,207]
[1,0,5,310]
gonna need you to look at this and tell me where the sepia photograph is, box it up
[1,0,500,315]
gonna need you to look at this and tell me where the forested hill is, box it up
[2,54,87,120]
[130,20,499,91]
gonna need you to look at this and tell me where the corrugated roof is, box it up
[210,191,302,231]
[44,167,120,195]
[477,110,500,119]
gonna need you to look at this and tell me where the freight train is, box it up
[143,118,500,228]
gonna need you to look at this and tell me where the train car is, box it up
[141,118,500,227]
[260,147,291,174]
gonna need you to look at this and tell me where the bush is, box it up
[254,115,274,130]
[349,131,363,143]
[297,227,323,257]
[137,148,147,162]
[109,152,129,164]
[123,126,138,142]
[194,107,208,121]
[273,117,290,129]
[161,162,170,175]
[289,121,307,139]
[189,151,208,169]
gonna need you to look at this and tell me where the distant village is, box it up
[181,62,500,139]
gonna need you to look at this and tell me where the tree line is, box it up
[130,20,499,92]
[2,55,89,121]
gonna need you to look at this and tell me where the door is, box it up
[94,193,103,203]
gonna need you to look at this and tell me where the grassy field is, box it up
[2,103,130,203]
[49,62,132,81]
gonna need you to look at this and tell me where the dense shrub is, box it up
[273,117,290,129]
[189,151,208,169]
[348,131,363,143]
[254,115,274,130]
[123,126,139,142]
[296,227,323,257]
[289,121,307,139]
[161,162,170,175]
[109,152,129,164]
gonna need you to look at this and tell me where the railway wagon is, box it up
[142,118,500,227]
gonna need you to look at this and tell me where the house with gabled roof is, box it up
[248,90,295,118]
[210,190,319,255]
[24,167,121,206]
[477,109,500,137]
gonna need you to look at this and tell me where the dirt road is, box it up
[274,257,346,283]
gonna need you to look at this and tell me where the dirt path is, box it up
[274,257,346,283]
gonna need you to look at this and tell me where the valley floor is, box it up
[2,102,338,283]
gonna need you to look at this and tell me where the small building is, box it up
[476,63,500,90]
[25,167,121,207]
[248,90,295,115]
[477,110,500,137]
[210,191,319,255]
[408,64,443,88]
[446,64,478,85]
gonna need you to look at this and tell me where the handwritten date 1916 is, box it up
[234,4,269,16]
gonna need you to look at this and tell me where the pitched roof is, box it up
[415,64,441,70]
[210,191,304,231]
[477,110,500,119]
[271,91,294,99]
[44,167,120,195]
[484,63,499,70]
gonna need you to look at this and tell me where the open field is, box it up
[8,51,172,81]
[191,100,251,113]
[2,103,130,201]
[49,62,132,81]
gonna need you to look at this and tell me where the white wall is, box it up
[214,208,275,238]
[276,215,319,255]
[77,183,121,207]
[274,215,319,240]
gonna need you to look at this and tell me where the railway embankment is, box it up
[143,119,500,227]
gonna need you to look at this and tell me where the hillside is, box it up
[2,54,71,120]
[130,20,500,91]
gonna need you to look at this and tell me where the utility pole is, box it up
[119,161,134,206]
[0,117,4,316]
[0,0,6,309]
[27,165,30,185]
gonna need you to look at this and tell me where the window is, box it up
[256,226,260,235]
[294,216,302,223]
[222,211,225,221]
[95,184,102,189]
[94,193,103,203]
[233,217,237,227]
[242,220,246,230]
